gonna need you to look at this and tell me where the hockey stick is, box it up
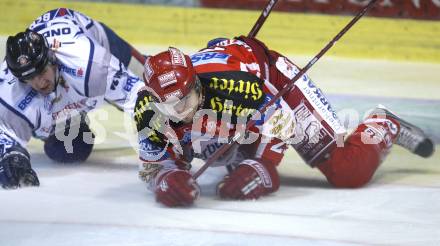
[193,0,379,179]
[248,0,279,38]
[130,45,147,64]
[131,0,278,64]
[130,0,278,64]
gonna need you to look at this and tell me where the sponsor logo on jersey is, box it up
[266,107,295,140]
[124,75,140,92]
[51,99,97,120]
[59,64,84,77]
[289,102,337,165]
[297,78,344,134]
[191,52,230,66]
[307,80,338,121]
[210,97,256,117]
[207,75,263,117]
[18,89,38,110]
[209,77,263,101]
[41,27,71,38]
[197,72,265,118]
[194,141,224,160]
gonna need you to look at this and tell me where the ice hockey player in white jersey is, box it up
[0,8,144,189]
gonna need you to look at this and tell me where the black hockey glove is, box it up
[0,146,39,189]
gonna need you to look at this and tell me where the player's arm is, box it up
[135,89,199,207]
[101,52,143,113]
[78,34,143,113]
[216,84,288,200]
[217,136,285,200]
[0,110,39,189]
[0,143,39,189]
[55,32,142,112]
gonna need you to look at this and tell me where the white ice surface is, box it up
[1,42,440,246]
[1,147,439,246]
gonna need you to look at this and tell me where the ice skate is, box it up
[372,105,435,158]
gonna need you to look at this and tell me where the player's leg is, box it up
[264,50,434,188]
[377,106,434,158]
[317,106,434,188]
[238,38,434,189]
[317,109,398,187]
[44,114,95,163]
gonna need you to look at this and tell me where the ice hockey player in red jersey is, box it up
[134,36,434,207]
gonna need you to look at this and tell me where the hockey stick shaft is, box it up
[130,0,278,63]
[130,45,147,64]
[248,0,279,38]
[193,0,379,179]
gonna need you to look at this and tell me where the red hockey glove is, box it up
[217,159,280,200]
[154,170,200,207]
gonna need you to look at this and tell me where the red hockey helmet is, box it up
[143,47,196,103]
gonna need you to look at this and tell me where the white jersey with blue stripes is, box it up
[0,8,143,150]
